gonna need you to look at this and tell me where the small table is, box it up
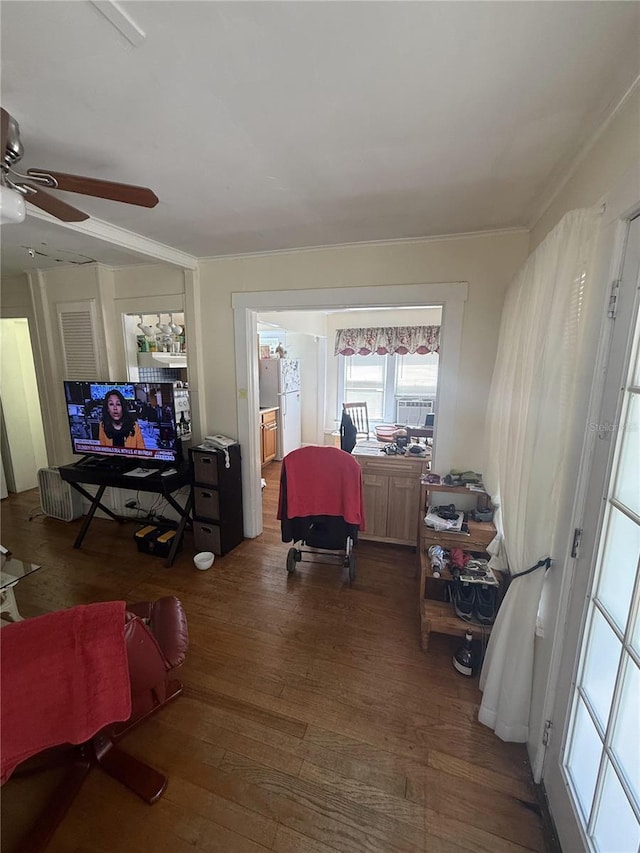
[59,461,193,567]
[0,554,43,623]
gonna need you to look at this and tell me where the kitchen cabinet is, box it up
[260,407,278,466]
[352,443,429,545]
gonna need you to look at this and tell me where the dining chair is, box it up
[342,402,370,439]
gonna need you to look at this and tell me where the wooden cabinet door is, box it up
[262,411,277,464]
[362,473,388,537]
[387,475,421,543]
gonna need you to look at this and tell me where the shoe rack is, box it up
[417,482,497,652]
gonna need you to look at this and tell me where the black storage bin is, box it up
[134,524,182,558]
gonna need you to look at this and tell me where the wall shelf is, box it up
[137,352,187,369]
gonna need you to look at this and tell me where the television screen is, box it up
[63,381,182,465]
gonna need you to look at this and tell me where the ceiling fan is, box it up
[0,107,159,223]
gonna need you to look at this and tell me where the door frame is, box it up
[542,208,640,850]
[232,282,468,538]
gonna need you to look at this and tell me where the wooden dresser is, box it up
[352,441,430,546]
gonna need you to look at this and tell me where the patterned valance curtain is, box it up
[334,325,440,356]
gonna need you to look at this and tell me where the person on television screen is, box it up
[98,389,145,448]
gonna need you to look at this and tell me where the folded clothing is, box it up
[424,507,464,532]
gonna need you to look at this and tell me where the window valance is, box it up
[334,325,440,356]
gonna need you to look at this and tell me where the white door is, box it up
[544,215,640,852]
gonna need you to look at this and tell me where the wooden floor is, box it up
[0,463,547,853]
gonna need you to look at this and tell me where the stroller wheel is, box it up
[286,548,297,575]
[348,552,356,582]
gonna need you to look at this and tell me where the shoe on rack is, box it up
[453,582,475,620]
[474,585,497,624]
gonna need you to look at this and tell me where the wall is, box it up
[258,310,328,338]
[198,231,529,473]
[531,85,640,250]
[528,83,640,777]
[0,318,48,491]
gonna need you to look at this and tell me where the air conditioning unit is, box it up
[396,399,434,426]
[38,467,83,522]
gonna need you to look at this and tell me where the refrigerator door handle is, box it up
[279,393,287,417]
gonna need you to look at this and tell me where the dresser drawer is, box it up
[420,521,495,551]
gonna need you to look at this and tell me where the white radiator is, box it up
[38,467,83,522]
[396,399,434,426]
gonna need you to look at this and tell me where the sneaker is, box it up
[453,582,475,620]
[475,585,497,624]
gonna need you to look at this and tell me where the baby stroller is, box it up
[277,445,365,582]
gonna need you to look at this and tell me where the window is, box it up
[339,352,438,424]
[343,355,386,419]
[395,353,439,398]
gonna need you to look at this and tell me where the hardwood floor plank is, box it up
[426,809,540,853]
[427,750,536,803]
[425,768,544,851]
[219,751,425,852]
[273,824,345,853]
[299,760,425,829]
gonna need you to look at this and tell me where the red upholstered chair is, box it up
[2,596,188,853]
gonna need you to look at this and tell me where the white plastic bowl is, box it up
[193,551,215,571]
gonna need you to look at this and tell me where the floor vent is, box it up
[38,467,83,521]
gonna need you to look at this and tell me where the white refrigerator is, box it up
[259,358,301,460]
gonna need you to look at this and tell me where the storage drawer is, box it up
[356,456,426,478]
[420,524,494,551]
[193,486,220,520]
[193,452,219,486]
[193,520,222,555]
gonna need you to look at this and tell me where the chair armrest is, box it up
[126,597,188,672]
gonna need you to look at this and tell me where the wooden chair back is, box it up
[342,402,370,439]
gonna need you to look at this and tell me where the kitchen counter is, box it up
[352,439,430,462]
[352,440,430,545]
[259,406,279,414]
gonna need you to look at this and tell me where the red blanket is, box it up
[278,446,365,528]
[1,601,132,783]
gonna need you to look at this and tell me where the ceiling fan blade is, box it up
[27,169,159,208]
[1,108,9,154]
[24,185,90,222]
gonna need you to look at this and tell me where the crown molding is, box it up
[200,226,530,264]
[25,208,198,270]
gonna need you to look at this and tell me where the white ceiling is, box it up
[1,1,639,275]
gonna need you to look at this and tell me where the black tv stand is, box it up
[59,461,193,567]
[75,455,136,473]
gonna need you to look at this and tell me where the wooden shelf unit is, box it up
[418,482,496,650]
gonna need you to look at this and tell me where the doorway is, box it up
[544,215,640,851]
[233,282,468,538]
[0,318,48,492]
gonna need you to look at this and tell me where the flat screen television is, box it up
[63,381,182,466]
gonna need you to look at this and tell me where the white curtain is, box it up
[479,207,600,742]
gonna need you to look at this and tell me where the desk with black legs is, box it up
[59,461,193,567]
